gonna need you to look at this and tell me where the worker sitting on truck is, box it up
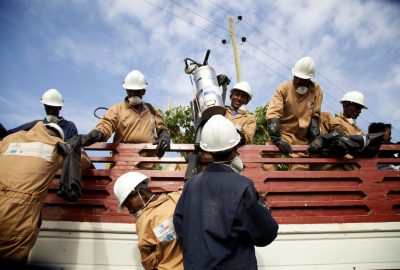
[225,81,256,145]
[113,172,183,270]
[309,90,366,171]
[308,91,383,170]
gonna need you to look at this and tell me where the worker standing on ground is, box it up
[77,69,171,168]
[174,115,278,270]
[263,56,323,171]
[0,122,65,263]
[6,88,78,140]
[113,172,183,270]
[225,81,256,145]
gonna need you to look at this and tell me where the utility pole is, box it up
[228,17,242,82]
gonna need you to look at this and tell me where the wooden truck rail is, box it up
[43,143,400,225]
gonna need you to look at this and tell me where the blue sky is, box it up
[1,0,400,141]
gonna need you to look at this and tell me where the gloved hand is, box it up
[266,118,292,155]
[312,129,345,157]
[307,117,320,142]
[217,74,231,86]
[271,137,293,155]
[155,130,171,157]
[306,136,324,154]
[361,133,384,157]
[80,129,104,147]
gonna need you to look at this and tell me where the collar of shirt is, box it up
[230,107,238,116]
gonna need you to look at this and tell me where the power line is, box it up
[205,0,388,126]
[168,0,229,34]
[141,0,223,40]
[143,0,393,134]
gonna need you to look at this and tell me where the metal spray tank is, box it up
[184,50,226,120]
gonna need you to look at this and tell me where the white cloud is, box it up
[1,0,400,140]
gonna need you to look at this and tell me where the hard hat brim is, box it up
[292,68,313,79]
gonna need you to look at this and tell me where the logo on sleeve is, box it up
[153,217,177,243]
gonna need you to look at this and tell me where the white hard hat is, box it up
[122,70,148,90]
[200,115,241,152]
[113,172,150,211]
[44,123,65,140]
[41,89,64,107]
[231,81,252,102]
[292,56,316,79]
[340,91,368,109]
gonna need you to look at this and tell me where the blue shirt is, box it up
[7,117,78,140]
[173,163,279,270]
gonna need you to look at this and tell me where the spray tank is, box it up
[184,50,226,120]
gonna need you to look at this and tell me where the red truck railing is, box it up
[42,144,400,224]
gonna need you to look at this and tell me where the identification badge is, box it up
[153,217,177,243]
[4,142,54,162]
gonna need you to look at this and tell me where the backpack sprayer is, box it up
[183,50,230,179]
[184,50,227,121]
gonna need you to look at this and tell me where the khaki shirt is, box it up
[95,101,167,143]
[225,106,256,144]
[0,122,64,262]
[320,112,364,136]
[266,81,323,145]
[136,191,183,270]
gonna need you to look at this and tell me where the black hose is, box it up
[93,107,108,119]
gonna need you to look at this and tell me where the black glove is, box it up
[307,117,320,142]
[266,118,293,155]
[307,129,345,154]
[306,136,325,154]
[217,74,231,86]
[57,139,82,202]
[274,140,293,155]
[348,132,384,158]
[155,130,171,157]
[79,129,104,147]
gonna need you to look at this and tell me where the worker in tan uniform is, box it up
[225,81,256,145]
[308,91,368,171]
[263,56,323,171]
[78,70,171,169]
[113,172,183,270]
[0,122,64,263]
[172,80,256,173]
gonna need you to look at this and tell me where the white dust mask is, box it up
[133,192,155,218]
[295,86,309,95]
[128,96,142,106]
[46,115,59,123]
[346,118,355,125]
[230,155,244,174]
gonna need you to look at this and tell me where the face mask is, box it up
[346,118,355,125]
[46,115,59,123]
[128,96,142,106]
[230,155,244,174]
[133,192,155,218]
[295,86,309,95]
